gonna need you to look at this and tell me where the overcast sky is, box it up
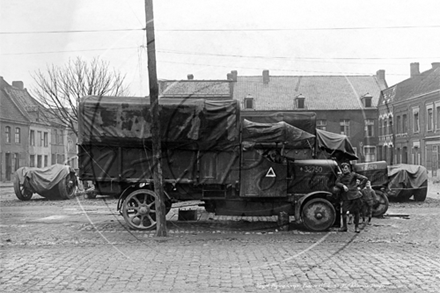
[1,0,440,96]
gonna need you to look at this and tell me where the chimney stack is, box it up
[187,74,194,80]
[376,70,385,82]
[262,70,270,84]
[230,70,238,82]
[432,62,440,69]
[12,81,24,90]
[410,62,420,78]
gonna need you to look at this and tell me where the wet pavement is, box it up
[1,182,440,292]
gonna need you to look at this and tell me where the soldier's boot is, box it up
[338,216,348,232]
[355,225,360,233]
[367,216,372,225]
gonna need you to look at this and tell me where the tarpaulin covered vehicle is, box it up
[78,96,344,232]
[14,164,78,200]
[386,164,428,202]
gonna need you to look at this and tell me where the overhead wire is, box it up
[1,24,440,34]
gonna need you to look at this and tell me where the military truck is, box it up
[77,96,385,232]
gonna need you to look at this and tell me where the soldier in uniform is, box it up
[335,163,368,233]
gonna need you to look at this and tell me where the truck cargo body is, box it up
[78,96,340,231]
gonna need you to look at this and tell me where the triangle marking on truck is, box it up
[266,167,276,177]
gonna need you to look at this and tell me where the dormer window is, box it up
[244,95,254,109]
[362,94,373,108]
[295,94,305,109]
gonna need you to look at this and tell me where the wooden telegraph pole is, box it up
[145,0,167,237]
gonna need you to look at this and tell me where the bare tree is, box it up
[32,57,129,135]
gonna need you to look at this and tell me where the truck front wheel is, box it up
[301,198,336,232]
[122,189,158,230]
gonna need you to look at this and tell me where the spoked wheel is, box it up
[372,190,389,217]
[14,176,33,201]
[122,189,158,230]
[59,173,77,199]
[301,198,336,232]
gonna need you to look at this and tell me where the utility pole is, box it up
[145,0,167,237]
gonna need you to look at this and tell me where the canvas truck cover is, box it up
[387,164,428,189]
[241,111,316,135]
[242,119,315,148]
[316,128,359,161]
[78,96,240,150]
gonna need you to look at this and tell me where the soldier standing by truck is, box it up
[335,162,368,233]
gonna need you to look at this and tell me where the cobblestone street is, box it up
[1,182,440,292]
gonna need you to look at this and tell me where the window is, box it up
[340,119,350,136]
[427,106,433,131]
[402,146,408,164]
[30,155,35,167]
[44,132,48,147]
[365,119,374,137]
[52,154,56,165]
[5,126,11,143]
[15,127,21,143]
[388,118,393,135]
[37,131,42,146]
[363,95,372,107]
[317,120,327,131]
[295,97,305,109]
[37,155,42,168]
[59,130,64,145]
[364,146,376,162]
[383,119,388,135]
[396,116,401,134]
[44,155,48,167]
[413,108,419,133]
[402,114,408,133]
[54,129,58,145]
[396,148,401,164]
[30,130,35,146]
[14,153,20,171]
[437,106,440,130]
[244,97,254,109]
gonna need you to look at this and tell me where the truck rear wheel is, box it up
[372,190,389,217]
[122,189,164,230]
[301,198,336,232]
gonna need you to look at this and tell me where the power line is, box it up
[158,25,440,32]
[0,28,144,35]
[157,49,440,61]
[1,24,440,35]
[2,46,438,65]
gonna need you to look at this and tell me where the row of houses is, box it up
[0,77,77,182]
[159,62,440,178]
[1,62,439,182]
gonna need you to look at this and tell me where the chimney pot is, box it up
[187,74,194,80]
[12,81,24,90]
[262,70,270,84]
[410,62,420,78]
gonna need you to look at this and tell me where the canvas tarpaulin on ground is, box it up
[78,96,240,150]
